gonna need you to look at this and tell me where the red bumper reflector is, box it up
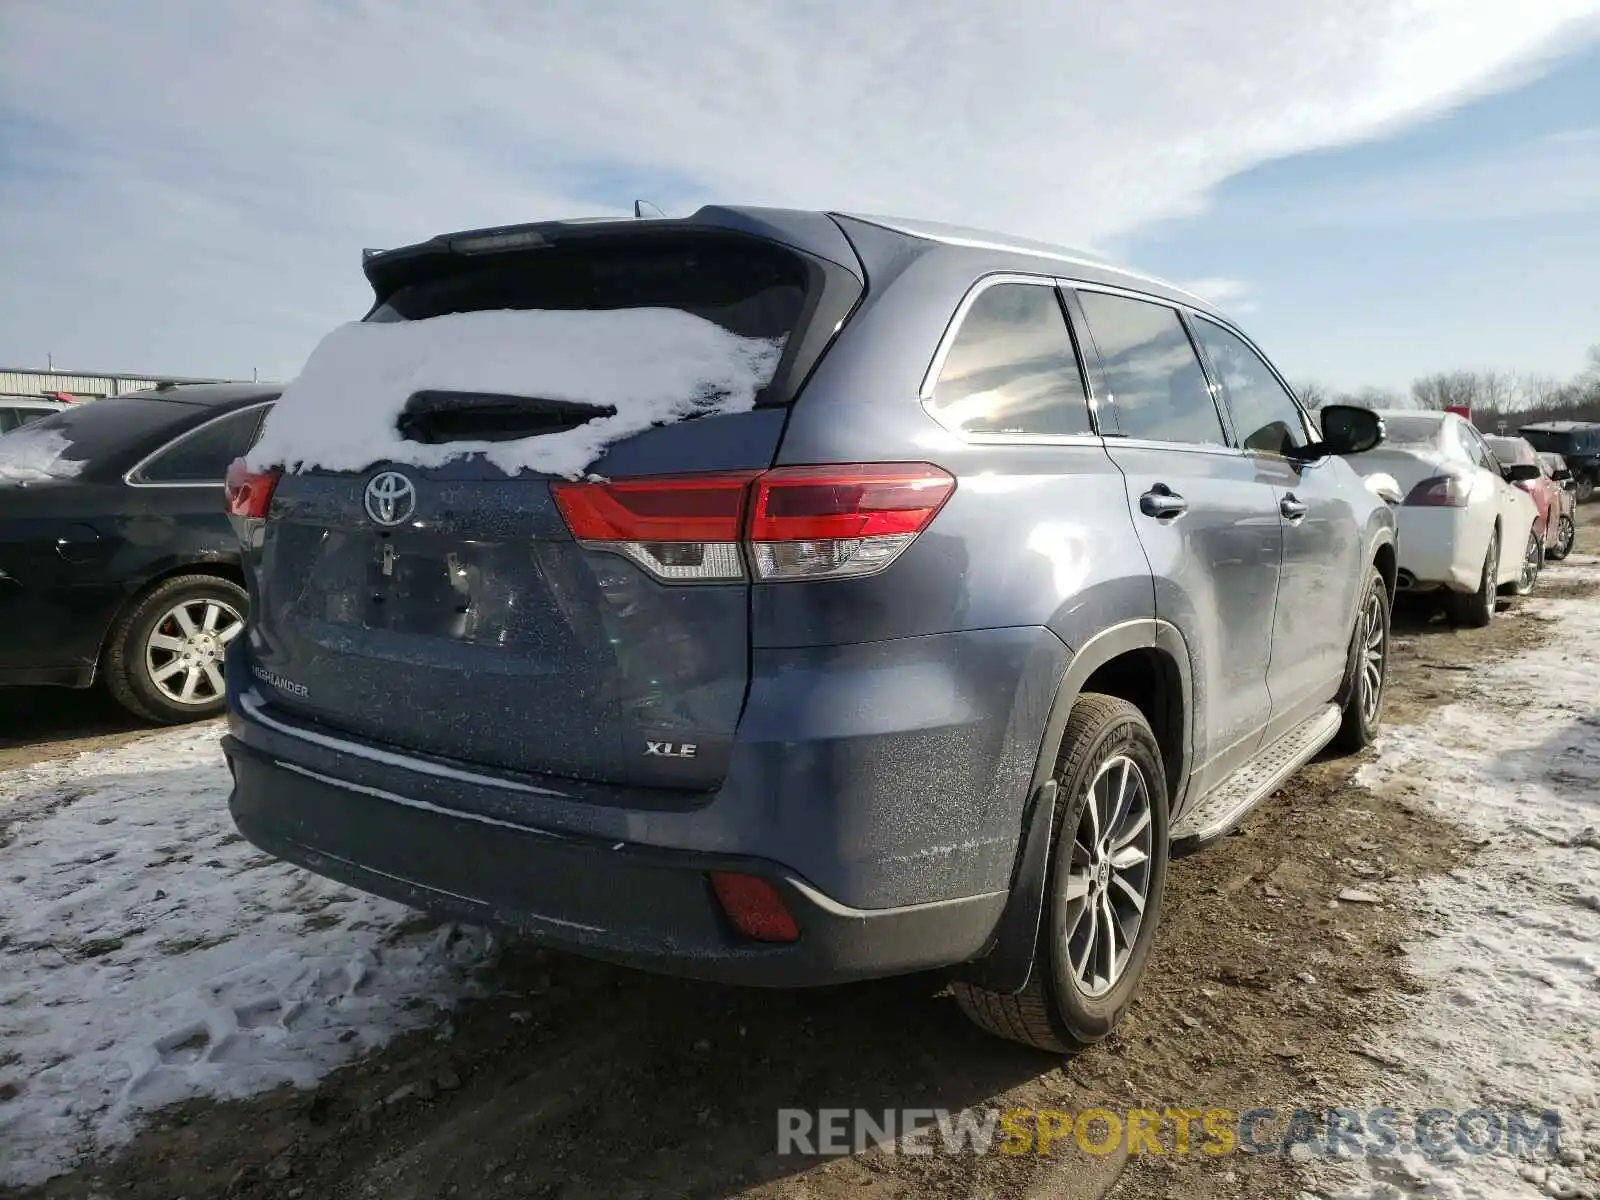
[710,871,800,943]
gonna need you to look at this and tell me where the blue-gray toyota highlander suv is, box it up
[223,207,1395,1051]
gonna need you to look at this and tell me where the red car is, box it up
[1488,435,1565,559]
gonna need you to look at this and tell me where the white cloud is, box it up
[1,1,1598,379]
[1181,277,1257,313]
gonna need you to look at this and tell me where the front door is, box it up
[1068,287,1284,795]
[1188,316,1364,739]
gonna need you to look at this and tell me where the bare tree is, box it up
[1294,381,1332,411]
[1412,370,1481,410]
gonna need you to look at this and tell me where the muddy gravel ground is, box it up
[5,508,1598,1200]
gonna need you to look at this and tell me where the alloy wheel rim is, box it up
[1484,534,1499,618]
[145,598,244,705]
[1521,533,1540,591]
[1358,588,1386,726]
[1560,516,1575,556]
[1061,755,1154,998]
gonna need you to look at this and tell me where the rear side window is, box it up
[1191,318,1307,456]
[928,282,1093,437]
[0,409,17,434]
[1075,291,1225,446]
[138,407,268,483]
[15,409,53,428]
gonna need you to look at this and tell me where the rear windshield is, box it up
[0,396,186,469]
[1486,436,1535,465]
[369,235,808,345]
[1379,415,1444,447]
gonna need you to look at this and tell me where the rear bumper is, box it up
[1394,507,1483,592]
[223,734,1005,986]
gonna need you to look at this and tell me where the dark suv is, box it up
[1518,421,1600,502]
[224,208,1395,1050]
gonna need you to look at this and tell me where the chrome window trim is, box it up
[123,401,273,489]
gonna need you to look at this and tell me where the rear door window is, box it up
[1074,290,1227,446]
[1191,318,1308,456]
[928,281,1094,437]
[137,407,268,484]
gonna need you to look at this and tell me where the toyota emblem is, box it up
[364,471,417,526]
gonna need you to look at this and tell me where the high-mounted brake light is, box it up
[225,458,281,519]
[1403,473,1472,508]
[550,463,956,584]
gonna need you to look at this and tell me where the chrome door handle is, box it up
[1140,487,1188,519]
[1280,494,1308,522]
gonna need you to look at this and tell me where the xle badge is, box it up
[645,742,698,759]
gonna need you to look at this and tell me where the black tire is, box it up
[1333,567,1390,753]
[103,574,247,724]
[1445,528,1499,628]
[1548,514,1576,562]
[1503,528,1542,597]
[952,694,1169,1052]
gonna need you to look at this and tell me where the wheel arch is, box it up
[959,619,1192,995]
[93,561,247,679]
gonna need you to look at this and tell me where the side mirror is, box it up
[1297,404,1385,459]
[1503,463,1541,484]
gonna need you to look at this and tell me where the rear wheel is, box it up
[1445,528,1499,628]
[1505,529,1542,597]
[1333,567,1389,753]
[1577,477,1595,504]
[952,694,1169,1052]
[104,575,247,723]
[1549,514,1576,561]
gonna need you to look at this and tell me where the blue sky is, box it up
[1,1,1598,398]
[1121,42,1600,393]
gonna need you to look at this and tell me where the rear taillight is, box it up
[551,463,955,584]
[747,464,955,580]
[225,458,281,519]
[1403,474,1471,508]
[551,471,759,582]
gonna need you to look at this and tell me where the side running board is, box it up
[1169,704,1342,854]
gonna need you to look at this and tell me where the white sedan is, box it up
[1346,409,1541,626]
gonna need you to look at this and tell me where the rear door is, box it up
[1188,315,1363,734]
[1066,287,1284,787]
[247,230,861,792]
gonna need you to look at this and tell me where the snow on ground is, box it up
[247,309,786,479]
[0,425,85,485]
[1309,557,1600,1200]
[0,725,498,1187]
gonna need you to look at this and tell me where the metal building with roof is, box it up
[0,366,244,402]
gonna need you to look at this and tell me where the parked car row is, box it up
[0,208,1587,1055]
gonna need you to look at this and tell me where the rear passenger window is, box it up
[1191,318,1308,456]
[139,408,268,483]
[929,282,1093,437]
[1075,291,1225,446]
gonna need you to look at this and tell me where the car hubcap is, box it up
[1484,535,1499,617]
[1522,534,1540,591]
[145,597,244,705]
[1561,517,1575,555]
[1358,588,1386,726]
[1061,755,1153,998]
